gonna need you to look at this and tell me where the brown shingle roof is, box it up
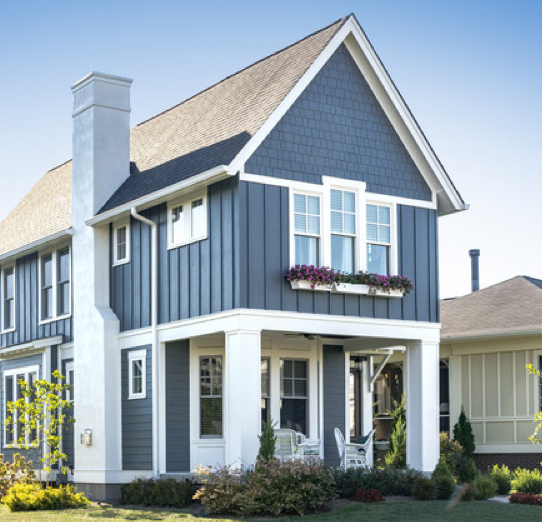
[440,276,542,340]
[0,17,347,257]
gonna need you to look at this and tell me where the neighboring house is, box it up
[0,14,466,499]
[440,274,542,470]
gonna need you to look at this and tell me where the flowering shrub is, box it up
[1,484,90,511]
[285,265,340,289]
[194,459,335,516]
[0,454,36,499]
[352,488,383,502]
[510,492,542,505]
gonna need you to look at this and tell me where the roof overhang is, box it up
[441,328,542,344]
[229,15,466,217]
[87,164,232,226]
[0,228,73,263]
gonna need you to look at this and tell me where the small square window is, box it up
[128,349,147,400]
[168,193,207,249]
[113,223,130,265]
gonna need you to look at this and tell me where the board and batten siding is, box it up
[323,346,346,466]
[0,253,73,349]
[238,181,439,322]
[0,354,42,461]
[165,340,190,472]
[245,44,432,202]
[111,177,239,332]
[61,358,75,469]
[121,346,152,470]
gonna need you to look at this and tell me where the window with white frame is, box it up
[293,193,320,266]
[366,204,391,274]
[261,358,270,429]
[168,193,207,249]
[200,356,223,438]
[330,189,356,274]
[3,366,38,447]
[40,247,71,322]
[280,359,308,434]
[128,349,146,400]
[113,223,130,265]
[65,362,74,403]
[2,266,15,332]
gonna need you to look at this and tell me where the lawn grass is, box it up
[1,500,541,521]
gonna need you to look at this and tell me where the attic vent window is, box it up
[168,191,207,250]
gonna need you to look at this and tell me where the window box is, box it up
[331,283,370,295]
[290,280,332,292]
[369,288,405,298]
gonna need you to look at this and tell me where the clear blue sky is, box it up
[1,0,540,298]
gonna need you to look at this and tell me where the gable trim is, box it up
[231,15,465,217]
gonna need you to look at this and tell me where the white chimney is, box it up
[71,72,132,497]
[71,72,132,216]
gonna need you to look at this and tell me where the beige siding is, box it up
[500,352,514,417]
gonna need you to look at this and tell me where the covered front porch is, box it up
[156,310,440,475]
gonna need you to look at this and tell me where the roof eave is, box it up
[0,228,73,263]
[87,164,232,226]
[441,328,542,343]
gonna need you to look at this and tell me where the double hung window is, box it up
[200,356,223,438]
[113,223,130,265]
[293,194,320,266]
[366,204,391,274]
[2,266,15,332]
[280,359,308,434]
[128,350,146,400]
[40,247,71,322]
[330,189,356,274]
[4,367,38,446]
[168,193,207,249]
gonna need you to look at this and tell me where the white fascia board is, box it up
[86,165,231,226]
[0,229,73,263]
[232,15,464,216]
[442,329,542,344]
[345,18,465,215]
[0,335,63,360]
[228,22,352,176]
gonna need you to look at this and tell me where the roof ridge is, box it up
[134,16,349,129]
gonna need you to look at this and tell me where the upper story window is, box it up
[366,204,391,274]
[1,265,15,332]
[113,222,130,265]
[168,193,207,249]
[330,189,356,274]
[40,247,71,323]
[293,193,320,266]
[128,349,146,400]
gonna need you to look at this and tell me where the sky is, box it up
[0,0,540,299]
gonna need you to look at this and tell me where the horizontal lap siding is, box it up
[245,44,432,201]
[241,181,439,322]
[0,354,42,461]
[121,346,152,470]
[0,253,73,349]
[166,341,190,472]
[111,177,238,332]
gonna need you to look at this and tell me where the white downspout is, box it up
[131,207,159,479]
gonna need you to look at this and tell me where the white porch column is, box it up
[224,329,262,467]
[405,340,439,472]
[361,357,374,467]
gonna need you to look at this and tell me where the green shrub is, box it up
[488,464,512,495]
[1,484,90,511]
[460,484,476,501]
[385,394,406,469]
[194,459,335,516]
[0,454,36,499]
[453,408,475,459]
[473,476,498,500]
[512,468,542,494]
[432,461,456,500]
[458,458,479,484]
[439,432,464,480]
[121,477,196,507]
[334,467,424,498]
[411,477,435,500]
[257,419,276,461]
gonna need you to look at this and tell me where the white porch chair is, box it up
[334,428,374,469]
[274,429,307,460]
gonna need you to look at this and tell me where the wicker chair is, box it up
[334,427,374,469]
[274,429,307,460]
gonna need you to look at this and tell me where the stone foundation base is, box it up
[474,453,542,471]
[76,483,123,502]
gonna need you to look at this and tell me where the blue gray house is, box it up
[0,15,466,499]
